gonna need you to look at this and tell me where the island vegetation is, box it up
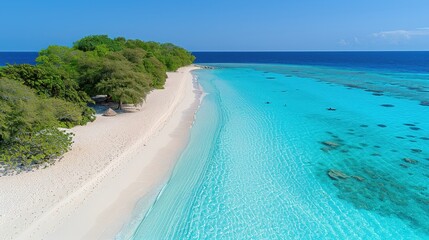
[0,35,195,174]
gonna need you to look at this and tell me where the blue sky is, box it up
[1,0,428,51]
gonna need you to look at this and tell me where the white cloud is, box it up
[338,37,360,47]
[338,39,348,46]
[373,28,429,40]
[353,37,360,44]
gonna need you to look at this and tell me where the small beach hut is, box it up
[103,108,117,117]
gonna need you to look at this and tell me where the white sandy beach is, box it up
[0,66,201,240]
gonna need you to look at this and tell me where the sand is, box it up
[0,66,202,240]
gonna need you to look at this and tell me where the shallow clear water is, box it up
[123,63,429,239]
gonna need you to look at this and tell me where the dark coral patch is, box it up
[407,86,422,91]
[325,165,429,232]
[403,158,418,164]
[380,104,395,107]
[377,124,387,128]
[360,124,368,128]
[410,127,421,131]
[365,89,383,93]
[404,123,416,126]
[420,101,429,106]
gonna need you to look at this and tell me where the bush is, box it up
[0,128,72,171]
[0,35,195,172]
[0,79,73,172]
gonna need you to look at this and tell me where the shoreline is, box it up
[0,65,202,239]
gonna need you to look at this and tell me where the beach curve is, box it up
[0,65,201,240]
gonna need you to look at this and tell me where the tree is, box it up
[95,53,150,109]
[73,35,123,52]
[0,64,94,125]
[0,79,73,170]
[0,35,196,172]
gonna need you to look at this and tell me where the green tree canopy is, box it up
[0,35,195,172]
[73,35,123,52]
[0,79,73,170]
[95,52,151,109]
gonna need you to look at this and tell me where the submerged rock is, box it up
[352,175,365,182]
[399,164,409,168]
[365,89,383,93]
[322,141,340,148]
[321,147,332,152]
[411,149,423,153]
[420,101,429,106]
[403,158,418,164]
[327,169,349,180]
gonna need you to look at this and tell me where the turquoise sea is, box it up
[117,54,429,239]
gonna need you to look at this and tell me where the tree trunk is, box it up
[118,100,123,110]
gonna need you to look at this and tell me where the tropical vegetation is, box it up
[0,35,195,173]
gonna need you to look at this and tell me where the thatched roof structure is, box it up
[102,108,117,117]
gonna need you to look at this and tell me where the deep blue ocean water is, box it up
[118,52,429,239]
[0,52,38,66]
[193,51,429,73]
